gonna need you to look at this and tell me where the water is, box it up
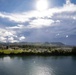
[0,56,76,75]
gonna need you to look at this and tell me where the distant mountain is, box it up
[50,42,65,46]
[0,42,65,46]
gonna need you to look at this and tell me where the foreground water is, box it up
[0,56,76,75]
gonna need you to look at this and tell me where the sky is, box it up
[0,0,76,45]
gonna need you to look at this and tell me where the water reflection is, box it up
[34,66,50,75]
[0,56,76,75]
[30,60,54,75]
[3,56,12,63]
[0,56,55,75]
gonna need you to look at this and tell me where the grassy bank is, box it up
[0,47,76,55]
[0,44,76,55]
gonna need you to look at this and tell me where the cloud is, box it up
[0,28,17,42]
[0,36,7,42]
[0,0,76,24]
[6,24,25,29]
[8,37,19,43]
[29,18,54,28]
[0,28,26,43]
[0,0,76,44]
[0,0,76,30]
[19,36,26,41]
[0,28,16,37]
[0,12,30,23]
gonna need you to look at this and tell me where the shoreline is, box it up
[0,46,76,56]
[0,50,76,56]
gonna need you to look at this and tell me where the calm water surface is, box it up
[0,56,76,75]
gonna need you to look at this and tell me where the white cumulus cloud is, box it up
[29,19,54,28]
[19,36,26,41]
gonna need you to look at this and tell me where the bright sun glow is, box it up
[36,0,48,11]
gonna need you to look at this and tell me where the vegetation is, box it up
[0,43,75,55]
[72,47,76,54]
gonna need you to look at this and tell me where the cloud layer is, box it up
[0,0,76,45]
